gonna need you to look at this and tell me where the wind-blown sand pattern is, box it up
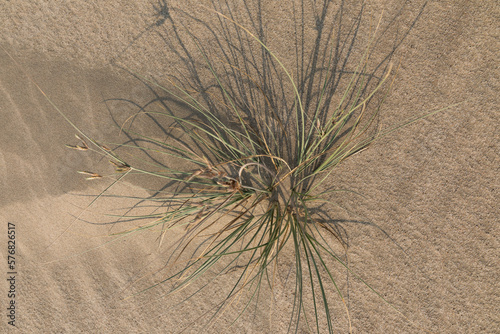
[0,1,498,333]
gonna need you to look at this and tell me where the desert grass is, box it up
[3,1,454,333]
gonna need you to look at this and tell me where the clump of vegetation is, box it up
[9,2,451,332]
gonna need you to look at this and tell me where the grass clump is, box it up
[11,2,452,333]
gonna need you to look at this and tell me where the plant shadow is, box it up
[81,0,431,331]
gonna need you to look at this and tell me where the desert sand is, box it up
[0,1,498,333]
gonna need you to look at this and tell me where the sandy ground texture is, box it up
[0,1,498,333]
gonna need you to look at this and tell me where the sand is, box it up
[0,1,498,333]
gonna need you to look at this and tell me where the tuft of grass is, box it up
[4,2,455,333]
